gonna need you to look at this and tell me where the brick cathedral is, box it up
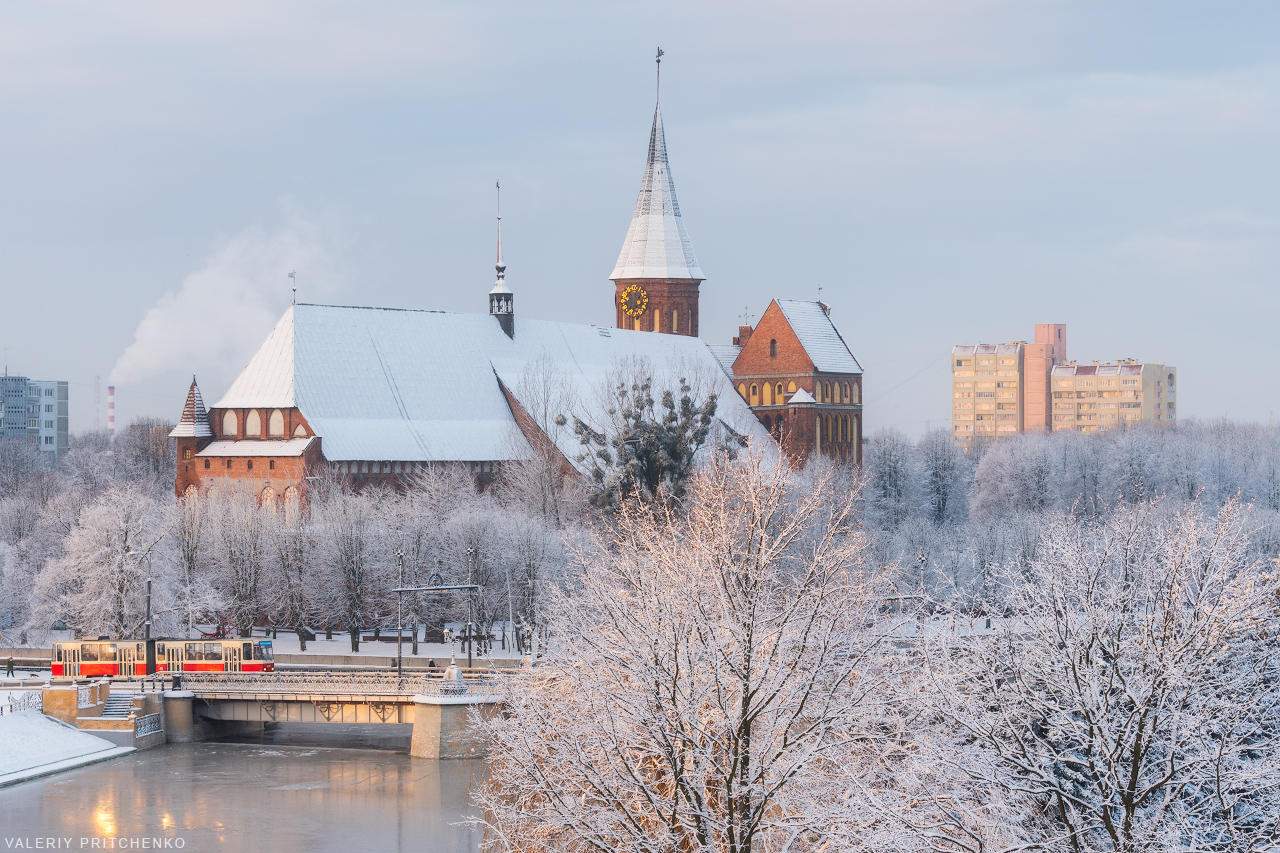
[171,83,862,500]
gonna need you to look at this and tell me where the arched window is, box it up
[764,383,774,405]
[825,382,832,402]
[183,448,192,460]
[842,382,849,402]
[245,410,261,437]
[775,383,783,399]
[841,416,849,442]
[183,484,197,501]
[672,309,679,334]
[750,384,759,404]
[293,424,307,437]
[851,383,860,404]
[260,486,276,510]
[787,381,796,393]
[738,383,748,401]
[761,414,772,432]
[204,459,210,469]
[222,410,238,436]
[769,339,777,357]
[269,409,285,436]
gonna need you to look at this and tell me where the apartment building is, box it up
[1050,360,1176,432]
[951,343,1024,442]
[0,374,70,459]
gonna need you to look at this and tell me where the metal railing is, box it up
[1,689,43,716]
[179,670,509,698]
[134,712,162,738]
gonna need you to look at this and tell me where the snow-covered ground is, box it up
[0,709,133,785]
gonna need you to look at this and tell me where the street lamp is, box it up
[396,546,405,679]
[125,549,152,640]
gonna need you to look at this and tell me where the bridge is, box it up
[169,669,508,758]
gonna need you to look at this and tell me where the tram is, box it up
[51,638,274,677]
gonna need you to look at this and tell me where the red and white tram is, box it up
[52,638,274,677]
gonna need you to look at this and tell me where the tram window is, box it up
[252,644,264,660]
[157,643,165,656]
[260,643,273,661]
[185,643,199,660]
[104,644,117,661]
[242,643,253,659]
[204,643,222,660]
[81,644,98,662]
[137,644,144,656]
[55,645,62,662]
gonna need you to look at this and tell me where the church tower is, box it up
[610,50,704,336]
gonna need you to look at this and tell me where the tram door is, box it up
[225,643,242,672]
[165,644,183,672]
[121,645,137,677]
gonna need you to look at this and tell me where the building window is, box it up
[44,420,53,429]
[269,409,285,436]
[44,436,52,445]
[223,410,238,436]
[247,460,254,470]
[738,383,748,401]
[776,383,783,398]
[769,339,777,357]
[226,459,232,469]
[183,448,192,460]
[245,410,262,437]
[45,388,53,396]
[269,459,275,470]
[204,459,210,469]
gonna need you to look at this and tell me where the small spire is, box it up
[489,181,514,338]
[655,47,664,103]
[495,181,505,280]
[289,270,296,305]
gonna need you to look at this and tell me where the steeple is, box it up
[489,181,514,338]
[610,50,704,337]
[169,376,213,438]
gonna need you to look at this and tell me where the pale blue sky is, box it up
[2,2,1279,435]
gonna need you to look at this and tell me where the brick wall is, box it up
[613,279,702,336]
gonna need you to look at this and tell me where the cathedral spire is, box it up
[489,180,514,338]
[609,63,703,282]
[169,375,212,438]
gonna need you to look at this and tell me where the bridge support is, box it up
[163,690,195,743]
[410,693,497,759]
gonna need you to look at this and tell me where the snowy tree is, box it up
[207,485,267,637]
[926,500,1280,852]
[476,451,904,853]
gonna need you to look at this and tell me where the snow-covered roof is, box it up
[953,343,1022,356]
[775,301,862,374]
[210,304,771,468]
[707,344,741,377]
[609,104,704,282]
[197,438,314,458]
[787,388,816,404]
[169,378,212,438]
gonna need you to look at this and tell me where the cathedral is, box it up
[170,86,863,500]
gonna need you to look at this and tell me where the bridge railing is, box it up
[177,670,516,697]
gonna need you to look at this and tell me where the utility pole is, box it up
[465,546,476,669]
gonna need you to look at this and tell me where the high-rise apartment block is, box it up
[1051,360,1176,432]
[952,324,1173,442]
[0,374,69,458]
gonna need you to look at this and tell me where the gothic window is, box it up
[851,383,860,404]
[764,383,773,405]
[841,416,848,442]
[842,382,849,402]
[222,410,238,436]
[776,383,783,399]
[750,384,759,405]
[787,381,796,393]
[260,486,276,510]
[183,448,192,460]
[769,339,777,357]
[184,484,197,500]
[269,409,285,436]
[738,383,748,401]
[293,424,307,437]
[225,459,232,469]
[269,459,275,470]
[204,459,210,469]
[672,309,679,334]
[245,410,261,437]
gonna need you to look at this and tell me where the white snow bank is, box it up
[0,710,119,776]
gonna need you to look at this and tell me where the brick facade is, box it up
[613,278,702,336]
[730,301,863,467]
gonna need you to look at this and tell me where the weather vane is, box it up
[656,47,664,101]
[289,270,297,305]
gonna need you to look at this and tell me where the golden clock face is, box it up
[620,284,649,317]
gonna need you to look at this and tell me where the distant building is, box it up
[1050,360,1176,432]
[0,374,69,458]
[951,323,1174,441]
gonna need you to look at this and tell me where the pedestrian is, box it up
[5,656,13,677]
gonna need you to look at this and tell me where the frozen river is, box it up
[0,724,486,852]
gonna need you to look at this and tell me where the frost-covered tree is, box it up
[927,500,1280,852]
[477,452,903,853]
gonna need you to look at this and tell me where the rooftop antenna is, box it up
[289,270,297,305]
[496,180,502,265]
[655,47,664,103]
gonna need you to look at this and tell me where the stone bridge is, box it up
[168,670,506,758]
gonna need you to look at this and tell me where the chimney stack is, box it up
[107,386,115,439]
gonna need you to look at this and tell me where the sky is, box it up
[2,1,1279,436]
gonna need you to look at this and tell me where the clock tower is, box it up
[610,54,704,336]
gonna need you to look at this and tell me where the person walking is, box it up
[5,657,14,677]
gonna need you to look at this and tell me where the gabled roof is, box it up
[707,344,741,377]
[169,377,213,438]
[775,301,862,374]
[609,103,704,281]
[209,304,771,467]
[787,388,816,404]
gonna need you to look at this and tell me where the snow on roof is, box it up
[787,388,816,404]
[707,344,741,377]
[952,343,1022,356]
[775,300,862,374]
[169,378,212,438]
[197,438,315,458]
[209,304,771,466]
[609,104,704,281]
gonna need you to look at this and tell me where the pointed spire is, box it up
[169,376,213,438]
[610,79,703,282]
[489,181,514,338]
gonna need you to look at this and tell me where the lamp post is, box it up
[465,547,476,668]
[396,546,405,679]
[126,549,153,640]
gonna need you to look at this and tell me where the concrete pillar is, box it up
[163,690,195,743]
[410,694,497,759]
